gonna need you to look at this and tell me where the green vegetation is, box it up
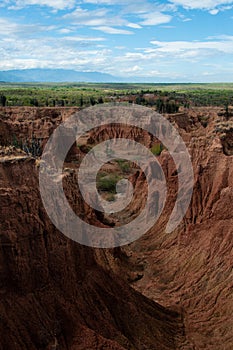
[151,143,164,156]
[96,173,122,193]
[2,134,42,157]
[0,82,233,108]
[116,159,131,174]
[0,85,106,107]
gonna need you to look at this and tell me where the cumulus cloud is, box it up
[0,34,112,70]
[0,17,112,71]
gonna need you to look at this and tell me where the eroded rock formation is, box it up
[0,106,233,349]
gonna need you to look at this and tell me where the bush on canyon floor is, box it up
[116,159,131,174]
[97,173,122,193]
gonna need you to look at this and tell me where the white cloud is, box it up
[150,38,233,55]
[127,23,142,29]
[64,3,173,30]
[0,17,112,71]
[121,65,142,73]
[92,26,133,34]
[6,0,76,10]
[64,7,109,20]
[139,12,172,26]
[6,0,233,13]
[209,8,219,13]
[64,7,128,27]
[207,34,233,40]
[103,36,233,78]
[170,0,233,10]
[81,0,138,4]
[0,18,21,35]
[58,28,73,34]
[0,34,112,70]
[0,18,55,36]
[182,17,192,21]
[63,35,106,41]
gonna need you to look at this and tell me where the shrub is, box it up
[9,134,42,157]
[116,159,131,173]
[151,143,163,156]
[97,174,121,193]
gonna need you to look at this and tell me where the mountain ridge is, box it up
[0,68,121,83]
[0,68,181,83]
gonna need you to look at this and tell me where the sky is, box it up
[0,0,233,82]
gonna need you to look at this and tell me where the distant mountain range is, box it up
[0,68,182,83]
[0,69,123,83]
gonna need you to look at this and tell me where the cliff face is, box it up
[0,107,79,142]
[0,106,233,349]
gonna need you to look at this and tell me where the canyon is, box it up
[0,106,233,349]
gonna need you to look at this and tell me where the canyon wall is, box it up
[0,106,233,349]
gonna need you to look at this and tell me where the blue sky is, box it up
[0,0,233,81]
